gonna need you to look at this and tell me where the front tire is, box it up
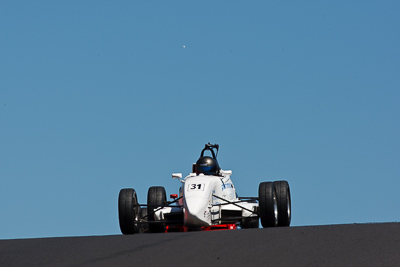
[147,186,167,233]
[118,188,139,234]
[258,182,278,228]
[273,180,291,226]
[241,218,260,229]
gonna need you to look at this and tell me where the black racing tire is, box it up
[118,188,139,235]
[147,186,167,233]
[241,218,260,229]
[139,208,150,233]
[258,182,278,228]
[273,180,291,226]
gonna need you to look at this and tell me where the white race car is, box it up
[118,143,291,234]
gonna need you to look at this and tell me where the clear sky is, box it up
[1,1,399,239]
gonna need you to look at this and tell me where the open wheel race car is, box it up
[118,143,291,234]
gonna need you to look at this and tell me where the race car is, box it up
[118,143,291,234]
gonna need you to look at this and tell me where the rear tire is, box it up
[258,182,278,228]
[118,188,139,234]
[147,186,167,233]
[273,180,291,226]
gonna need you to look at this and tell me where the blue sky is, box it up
[1,1,399,239]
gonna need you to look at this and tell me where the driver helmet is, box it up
[195,156,220,175]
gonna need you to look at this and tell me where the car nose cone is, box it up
[184,197,210,227]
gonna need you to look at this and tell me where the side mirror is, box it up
[172,173,182,179]
[221,170,232,176]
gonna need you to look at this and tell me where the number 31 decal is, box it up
[188,184,205,191]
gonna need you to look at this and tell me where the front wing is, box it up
[138,196,259,230]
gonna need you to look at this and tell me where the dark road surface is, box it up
[1,223,400,266]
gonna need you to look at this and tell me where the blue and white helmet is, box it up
[195,156,220,175]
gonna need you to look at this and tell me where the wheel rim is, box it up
[286,192,291,222]
[273,190,278,226]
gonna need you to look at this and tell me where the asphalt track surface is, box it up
[1,223,400,267]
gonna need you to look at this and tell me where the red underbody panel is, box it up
[165,224,237,233]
